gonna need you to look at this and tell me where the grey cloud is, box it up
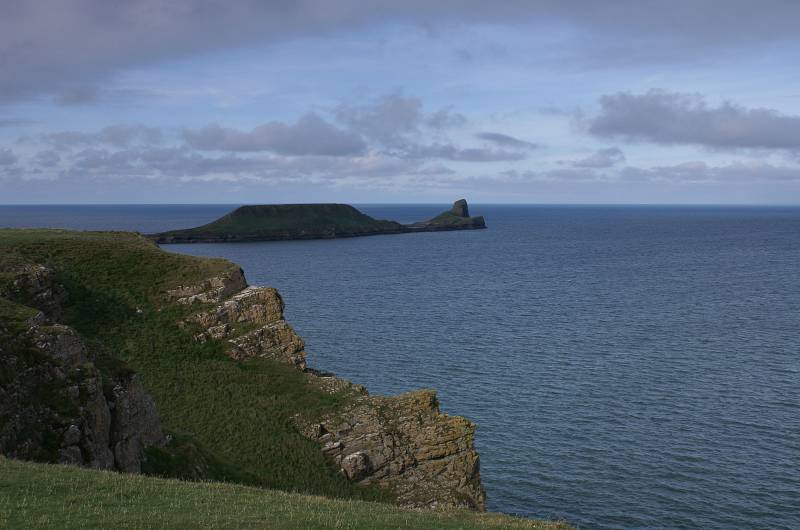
[335,95,423,147]
[569,147,625,168]
[55,86,99,106]
[335,95,467,148]
[425,108,467,130]
[6,1,800,102]
[0,148,17,165]
[33,150,61,167]
[620,161,800,183]
[590,89,800,150]
[0,118,37,127]
[496,160,800,184]
[476,132,538,150]
[43,124,163,148]
[19,143,420,184]
[184,114,366,156]
[404,143,527,162]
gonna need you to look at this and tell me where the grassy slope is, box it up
[0,229,381,500]
[156,204,401,239]
[0,457,570,530]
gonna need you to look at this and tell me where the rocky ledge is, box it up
[174,268,486,510]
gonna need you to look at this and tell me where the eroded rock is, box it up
[1,299,164,473]
[167,268,247,305]
[302,388,486,510]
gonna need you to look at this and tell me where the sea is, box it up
[2,204,798,530]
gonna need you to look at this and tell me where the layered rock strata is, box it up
[179,281,306,368]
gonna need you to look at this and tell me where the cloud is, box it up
[568,147,625,168]
[184,114,367,156]
[55,86,99,106]
[0,148,17,165]
[334,95,424,147]
[43,125,163,148]
[403,143,527,162]
[425,107,468,130]
[476,132,538,150]
[33,150,61,167]
[0,118,37,127]
[619,161,800,183]
[589,89,800,151]
[5,2,800,102]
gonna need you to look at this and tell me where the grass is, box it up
[0,229,383,500]
[153,203,402,241]
[0,457,570,530]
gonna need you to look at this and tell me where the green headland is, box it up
[149,198,486,243]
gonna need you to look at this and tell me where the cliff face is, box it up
[175,269,486,510]
[302,389,485,510]
[0,265,165,472]
[1,234,486,511]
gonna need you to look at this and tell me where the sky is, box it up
[2,1,800,204]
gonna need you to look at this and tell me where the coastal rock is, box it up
[227,321,306,368]
[2,264,67,319]
[185,285,306,367]
[302,389,486,510]
[27,323,87,364]
[166,268,247,304]
[110,375,165,473]
[451,198,470,217]
[0,295,164,473]
[188,287,285,330]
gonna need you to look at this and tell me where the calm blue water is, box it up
[2,204,799,529]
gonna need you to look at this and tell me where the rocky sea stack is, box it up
[149,199,486,244]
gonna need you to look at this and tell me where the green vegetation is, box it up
[149,200,486,243]
[0,229,381,500]
[151,203,403,242]
[0,457,570,530]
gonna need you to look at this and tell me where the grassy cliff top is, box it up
[0,457,570,530]
[152,203,402,242]
[0,228,379,500]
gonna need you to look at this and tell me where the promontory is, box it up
[148,199,486,244]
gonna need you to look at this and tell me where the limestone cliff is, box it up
[0,265,165,472]
[175,269,486,510]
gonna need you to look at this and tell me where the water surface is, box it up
[2,204,798,529]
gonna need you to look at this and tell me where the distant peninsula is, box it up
[149,199,486,244]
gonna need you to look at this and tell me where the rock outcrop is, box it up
[0,265,165,472]
[181,272,486,510]
[181,284,306,368]
[302,389,485,510]
[166,268,248,305]
[407,199,486,231]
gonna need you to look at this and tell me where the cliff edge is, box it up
[0,229,485,511]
